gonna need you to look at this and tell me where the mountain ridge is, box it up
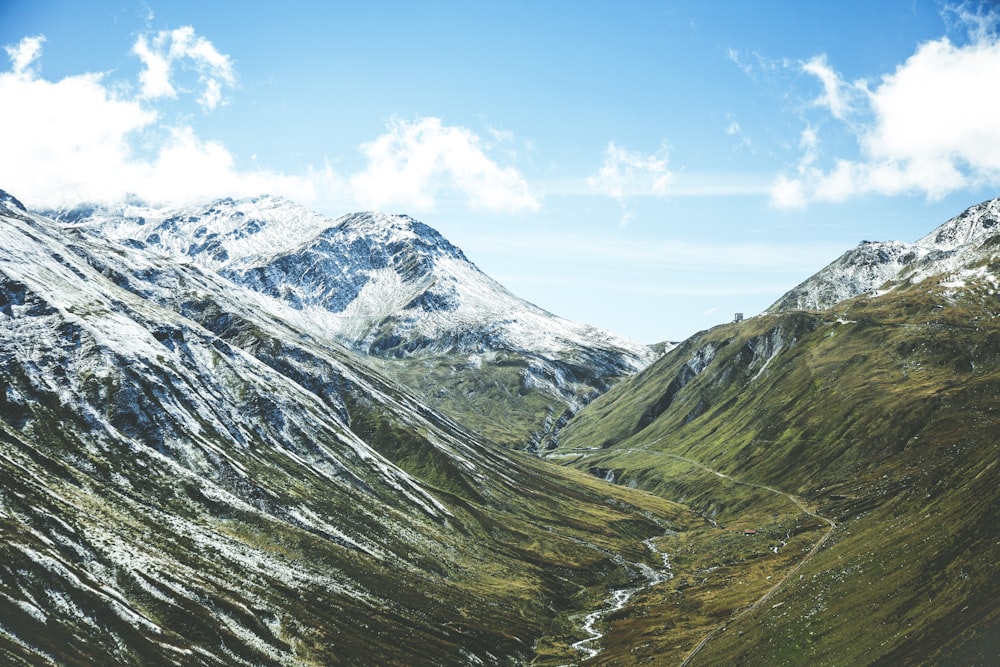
[44,195,658,449]
[769,197,1000,313]
[548,198,1000,664]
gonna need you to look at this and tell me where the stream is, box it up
[566,534,674,663]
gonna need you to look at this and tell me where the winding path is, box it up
[665,454,837,667]
[554,445,836,665]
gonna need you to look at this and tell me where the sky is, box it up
[2,1,1000,343]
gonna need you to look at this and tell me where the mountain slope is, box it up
[550,206,1000,664]
[0,191,697,666]
[769,197,1000,312]
[45,197,657,449]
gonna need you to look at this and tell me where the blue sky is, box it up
[2,1,999,342]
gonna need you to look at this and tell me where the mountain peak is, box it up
[769,196,1000,313]
[330,211,469,263]
[917,196,1000,251]
[51,195,655,447]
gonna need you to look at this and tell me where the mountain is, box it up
[768,197,1000,312]
[44,197,657,449]
[15,186,997,665]
[0,190,696,665]
[549,200,1000,664]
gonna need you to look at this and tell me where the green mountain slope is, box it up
[0,195,698,666]
[552,257,1000,664]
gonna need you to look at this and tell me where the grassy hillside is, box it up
[552,266,1000,665]
[371,350,611,450]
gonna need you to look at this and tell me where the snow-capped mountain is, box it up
[46,196,658,448]
[7,188,997,665]
[0,189,679,665]
[50,197,652,363]
[768,197,1000,312]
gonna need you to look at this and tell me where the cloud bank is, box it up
[0,31,539,215]
[772,13,1000,207]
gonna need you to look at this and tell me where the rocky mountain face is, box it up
[0,190,695,665]
[45,197,657,449]
[768,197,1000,312]
[551,199,1000,664]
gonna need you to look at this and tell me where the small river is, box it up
[566,534,674,663]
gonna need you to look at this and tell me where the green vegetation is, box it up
[372,351,608,450]
[4,203,999,665]
[373,353,563,448]
[550,272,1000,665]
[0,250,698,665]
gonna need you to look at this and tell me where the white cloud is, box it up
[0,34,310,207]
[801,54,855,120]
[864,37,1000,181]
[770,174,807,209]
[0,35,536,216]
[132,34,174,100]
[0,39,157,205]
[772,26,1000,207]
[588,142,673,200]
[132,26,235,110]
[134,126,337,205]
[4,34,45,77]
[350,117,540,213]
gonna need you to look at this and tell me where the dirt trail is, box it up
[553,445,836,666]
[665,453,837,667]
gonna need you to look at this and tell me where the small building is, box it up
[743,529,757,536]
[734,312,744,323]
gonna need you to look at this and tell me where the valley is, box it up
[1,189,997,665]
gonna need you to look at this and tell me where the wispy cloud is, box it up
[724,116,755,156]
[4,34,44,77]
[132,26,235,110]
[726,47,790,79]
[461,229,843,274]
[801,54,858,121]
[0,33,537,214]
[586,142,674,225]
[772,11,1000,207]
[588,142,673,200]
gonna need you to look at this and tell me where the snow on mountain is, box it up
[50,197,654,367]
[768,197,1000,313]
[46,196,658,448]
[45,194,331,269]
[0,191,683,664]
[1,194,451,523]
[231,211,654,367]
[0,188,27,212]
